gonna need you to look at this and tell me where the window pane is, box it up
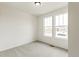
[43,16,52,37]
[56,26,68,38]
[64,13,68,25]
[59,14,64,26]
[55,16,59,26]
[44,26,52,37]
[44,16,52,26]
[55,13,68,39]
[55,13,68,26]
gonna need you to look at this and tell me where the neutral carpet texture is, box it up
[0,42,68,57]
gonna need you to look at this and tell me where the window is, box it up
[55,13,68,39]
[43,16,52,37]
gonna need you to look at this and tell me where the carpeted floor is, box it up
[0,41,68,57]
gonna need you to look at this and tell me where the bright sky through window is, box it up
[43,16,52,37]
[55,13,68,39]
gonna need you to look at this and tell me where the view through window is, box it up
[55,13,68,39]
[43,16,52,37]
[43,13,68,39]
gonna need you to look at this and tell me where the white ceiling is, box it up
[4,2,68,16]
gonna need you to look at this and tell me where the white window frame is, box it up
[54,13,68,39]
[43,16,52,37]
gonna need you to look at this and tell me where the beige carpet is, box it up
[0,41,68,57]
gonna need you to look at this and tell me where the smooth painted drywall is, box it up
[0,4,37,51]
[69,2,79,57]
[37,7,68,49]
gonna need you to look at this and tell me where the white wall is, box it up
[37,7,68,49]
[0,4,37,51]
[69,2,79,57]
